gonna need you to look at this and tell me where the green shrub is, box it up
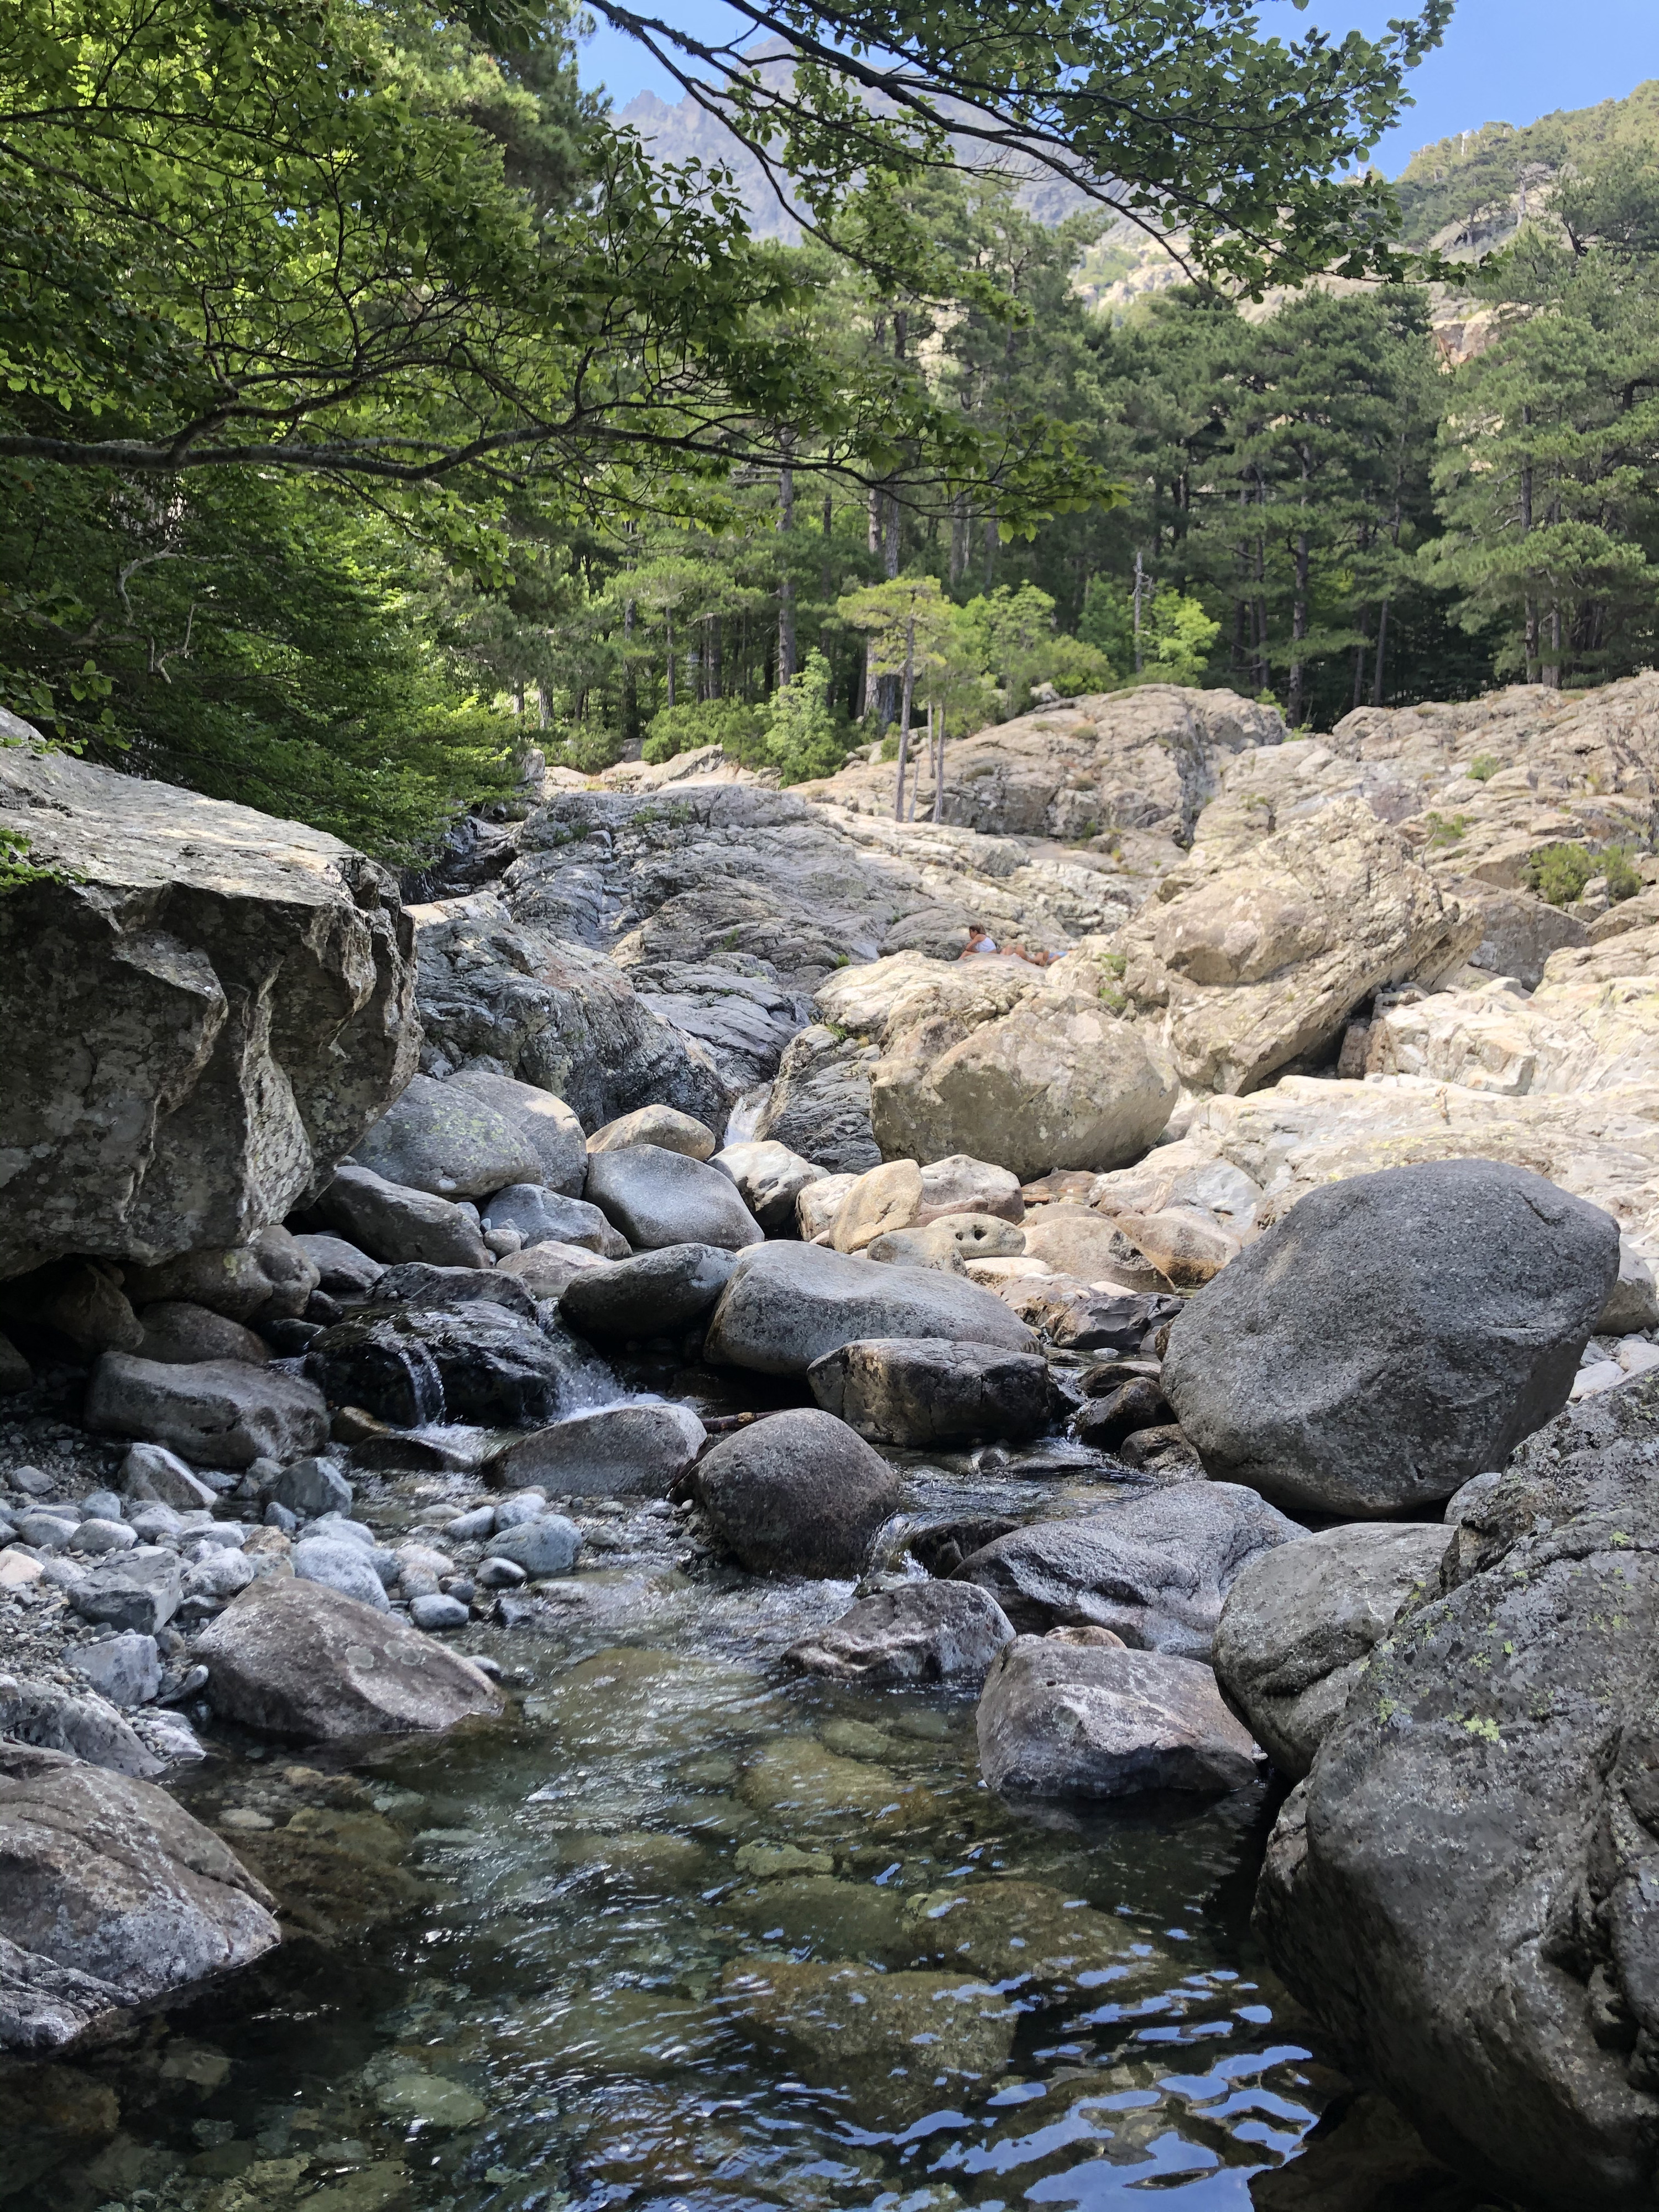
[1605,846,1644,902]
[763,651,850,785]
[642,698,763,766]
[1423,810,1472,850]
[1467,753,1501,781]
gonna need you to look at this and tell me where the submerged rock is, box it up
[197,1576,502,1740]
[724,1958,1015,2095]
[0,1743,280,2053]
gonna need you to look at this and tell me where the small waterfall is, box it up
[723,1081,772,1146]
[397,1338,447,1426]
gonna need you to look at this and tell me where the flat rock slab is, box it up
[486,1402,707,1498]
[1212,1522,1451,1780]
[197,1576,502,1741]
[0,1743,280,2052]
[1162,1157,1620,1516]
[785,1581,1014,1686]
[84,1353,328,1470]
[584,1144,763,1252]
[808,1335,1050,1447]
[696,1408,900,1577]
[955,1480,1298,1657]
[977,1636,1264,1799]
[704,1241,1037,1376]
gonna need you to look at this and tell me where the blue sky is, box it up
[575,0,1657,175]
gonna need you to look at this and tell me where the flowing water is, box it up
[19,1399,1341,2212]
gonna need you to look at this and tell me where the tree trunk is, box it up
[1133,549,1145,674]
[665,612,675,710]
[1287,446,1311,729]
[512,678,525,719]
[984,514,998,591]
[1372,598,1390,707]
[623,596,638,748]
[778,459,797,685]
[1520,414,1538,683]
[705,614,722,700]
[894,615,916,821]
[950,494,967,588]
[933,705,946,823]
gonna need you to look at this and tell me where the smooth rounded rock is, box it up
[485,1402,707,1498]
[786,1582,1015,1686]
[292,1537,390,1613]
[197,1575,502,1739]
[495,1241,613,1299]
[703,1241,1038,1377]
[807,1337,1050,1447]
[315,1164,491,1270]
[135,1301,272,1368]
[292,1232,384,1299]
[587,1104,718,1160]
[446,1067,587,1195]
[559,1244,736,1340]
[695,1408,900,1578]
[709,1140,828,1232]
[485,1514,584,1578]
[409,1593,469,1632]
[85,1353,328,1470]
[353,1071,542,1199]
[584,1144,763,1253]
[479,1185,627,1256]
[1162,1158,1622,1515]
[977,1635,1264,1799]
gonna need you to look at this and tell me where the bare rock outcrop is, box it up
[0,727,418,1281]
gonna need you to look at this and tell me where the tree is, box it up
[764,649,847,784]
[836,573,958,814]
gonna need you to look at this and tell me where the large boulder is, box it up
[977,1636,1264,1800]
[1212,1524,1451,1780]
[785,1582,1015,1686]
[0,732,416,1282]
[587,1104,717,1159]
[584,1144,763,1253]
[0,1676,163,1780]
[806,1337,1050,1447]
[1255,1370,1659,2212]
[694,1407,901,1576]
[119,1223,320,1323]
[134,1301,270,1367]
[304,1302,608,1426]
[754,1025,883,1176]
[703,1241,1037,1376]
[0,1743,280,2053]
[478,1184,626,1255]
[84,1353,328,1468]
[954,1483,1298,1657]
[197,1575,502,1740]
[872,995,1178,1185]
[1114,796,1479,1094]
[444,1067,587,1194]
[352,1071,542,1198]
[68,1548,182,1637]
[313,1162,491,1269]
[558,1244,735,1339]
[1162,1159,1621,1516]
[484,1402,706,1498]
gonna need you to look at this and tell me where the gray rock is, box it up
[485,1514,584,1578]
[559,1243,737,1340]
[0,736,415,1285]
[476,1556,525,1589]
[868,1214,1024,1272]
[755,1024,881,1176]
[807,1337,1050,1448]
[479,1184,627,1256]
[916,1155,1025,1225]
[68,1547,183,1636]
[445,1506,497,1542]
[0,1256,142,1353]
[181,1550,258,1608]
[409,1593,469,1631]
[977,1636,1264,1799]
[305,1301,609,1426]
[70,1633,162,1709]
[291,1536,389,1611]
[709,1140,828,1232]
[0,1675,163,1778]
[135,1301,271,1367]
[372,1260,541,1319]
[495,1241,613,1300]
[445,1067,587,1194]
[14,1510,78,1550]
[128,1503,187,1542]
[197,1575,502,1740]
[1162,1159,1621,1516]
[267,1454,353,1519]
[81,1490,126,1523]
[862,1223,965,1274]
[587,1104,718,1159]
[292,1232,384,1298]
[352,1070,542,1198]
[954,1483,1300,1658]
[0,1329,30,1392]
[486,1402,707,1498]
[122,1227,321,1323]
[314,1163,491,1269]
[491,1491,547,1531]
[786,1582,1015,1686]
[695,1408,900,1577]
[703,1241,1038,1376]
[1599,1238,1659,1334]
[121,1442,218,1510]
[0,1743,280,2053]
[1211,1524,1451,1781]
[85,1352,329,1469]
[585,1144,763,1253]
[1255,1368,1659,2212]
[68,1517,137,1556]
[128,1709,207,1765]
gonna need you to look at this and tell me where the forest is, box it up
[4,0,1658,858]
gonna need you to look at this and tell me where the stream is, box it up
[19,1360,1340,2212]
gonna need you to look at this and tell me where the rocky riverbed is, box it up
[6,690,1659,2211]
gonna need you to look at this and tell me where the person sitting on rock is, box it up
[962,923,1000,957]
